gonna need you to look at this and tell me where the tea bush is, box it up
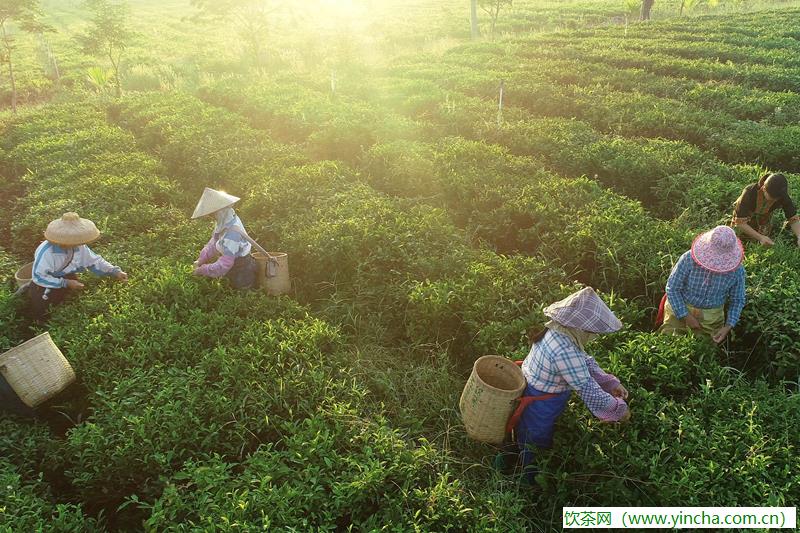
[1,104,193,260]
[45,261,316,389]
[406,254,577,358]
[141,410,529,531]
[395,48,800,172]
[737,245,800,379]
[199,79,422,164]
[0,461,100,532]
[507,333,800,530]
[600,332,723,400]
[109,93,305,199]
[40,257,405,511]
[275,184,476,314]
[4,5,800,529]
[0,250,26,351]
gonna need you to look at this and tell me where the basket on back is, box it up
[459,355,526,444]
[15,262,33,288]
[0,332,76,408]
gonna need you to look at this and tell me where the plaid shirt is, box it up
[521,330,628,421]
[666,251,746,327]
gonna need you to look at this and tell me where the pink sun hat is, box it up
[544,287,622,333]
[690,225,744,273]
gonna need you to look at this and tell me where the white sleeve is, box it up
[77,245,120,276]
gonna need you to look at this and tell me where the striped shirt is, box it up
[32,241,120,289]
[521,329,628,421]
[665,251,746,327]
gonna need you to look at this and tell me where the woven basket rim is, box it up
[252,252,288,259]
[472,355,525,395]
[14,262,33,280]
[0,332,52,364]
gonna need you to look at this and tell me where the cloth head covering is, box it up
[191,188,240,219]
[213,207,236,234]
[44,212,100,246]
[543,287,622,334]
[690,225,744,273]
[545,320,598,351]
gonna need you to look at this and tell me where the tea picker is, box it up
[731,172,800,247]
[461,287,631,486]
[657,225,746,344]
[191,187,281,290]
[23,212,127,324]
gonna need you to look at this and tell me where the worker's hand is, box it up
[611,384,629,400]
[712,325,732,344]
[620,408,631,423]
[65,279,85,290]
[759,235,774,247]
[795,235,800,247]
[192,260,201,268]
[684,314,701,330]
[115,271,128,281]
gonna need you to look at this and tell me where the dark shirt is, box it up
[733,184,797,222]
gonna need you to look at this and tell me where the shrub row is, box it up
[1,100,531,530]
[0,104,195,261]
[395,53,800,172]
[112,92,582,351]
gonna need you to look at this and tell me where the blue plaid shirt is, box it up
[521,330,627,421]
[666,251,746,327]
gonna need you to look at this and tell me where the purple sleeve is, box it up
[196,236,217,266]
[576,379,629,422]
[585,356,621,394]
[194,254,235,278]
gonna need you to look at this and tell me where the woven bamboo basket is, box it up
[0,332,76,408]
[15,262,33,288]
[459,355,526,444]
[252,252,290,295]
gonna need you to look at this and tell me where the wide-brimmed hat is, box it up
[44,212,100,246]
[544,287,622,333]
[191,188,240,219]
[690,225,744,273]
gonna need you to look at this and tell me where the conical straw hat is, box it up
[544,287,622,333]
[44,212,100,246]
[191,187,240,219]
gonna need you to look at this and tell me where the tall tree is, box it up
[680,0,719,16]
[479,0,512,39]
[191,0,286,68]
[470,0,480,40]
[641,0,655,20]
[77,0,134,97]
[0,0,50,113]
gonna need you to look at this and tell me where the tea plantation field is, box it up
[1,1,799,530]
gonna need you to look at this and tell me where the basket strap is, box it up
[13,282,31,298]
[506,393,559,434]
[223,227,275,261]
[655,292,668,327]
